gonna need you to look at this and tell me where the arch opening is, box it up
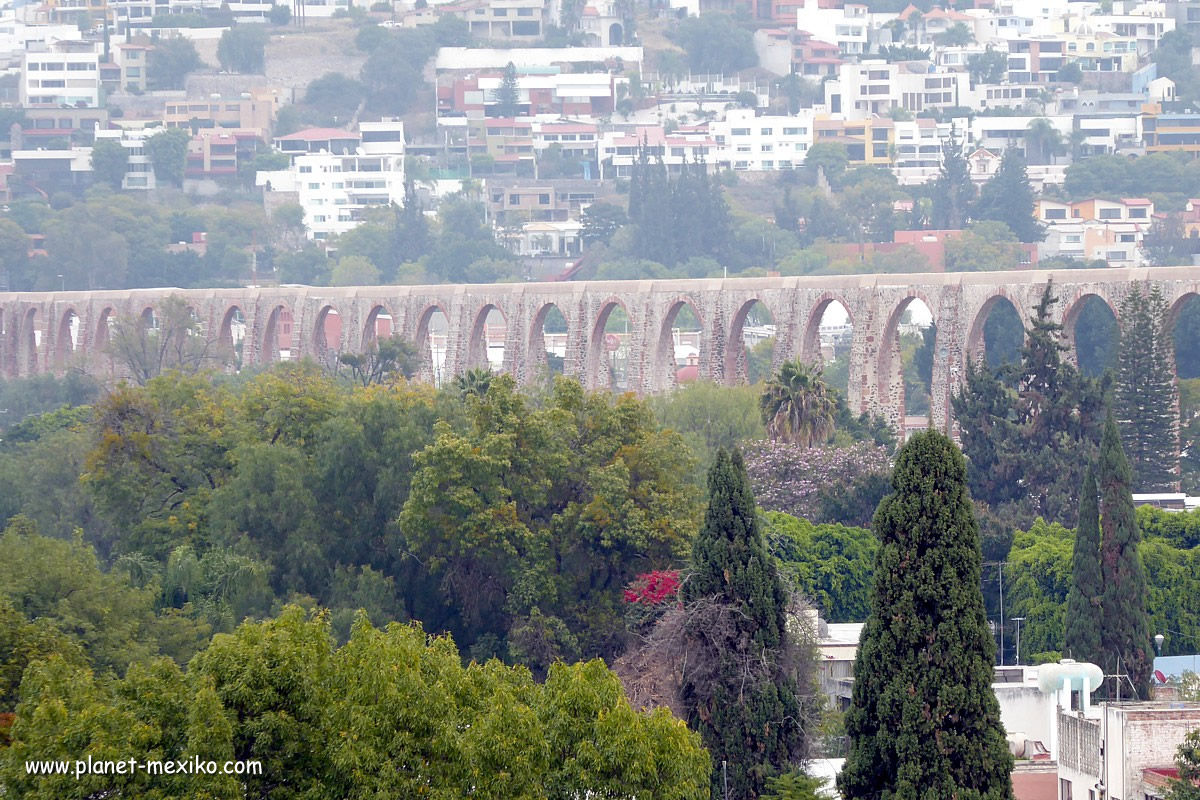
[416,305,449,387]
[802,298,853,396]
[55,309,80,367]
[467,305,507,373]
[589,300,632,392]
[313,305,344,367]
[219,306,246,370]
[657,298,704,390]
[725,299,775,386]
[530,303,567,379]
[966,295,1024,370]
[20,308,38,377]
[141,306,158,331]
[263,304,295,363]
[878,296,937,434]
[363,305,394,347]
[1064,294,1117,378]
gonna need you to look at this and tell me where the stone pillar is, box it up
[846,295,879,420]
[929,287,964,435]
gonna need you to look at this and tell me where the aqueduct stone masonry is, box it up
[3,266,1199,431]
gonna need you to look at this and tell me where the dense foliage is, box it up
[1115,285,1179,492]
[2,607,711,799]
[763,512,877,623]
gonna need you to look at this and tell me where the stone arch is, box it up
[55,307,80,367]
[140,305,158,331]
[362,304,395,346]
[466,303,507,372]
[1061,291,1119,374]
[414,302,450,385]
[261,303,294,364]
[876,291,938,431]
[529,301,569,378]
[609,21,623,45]
[586,297,633,391]
[724,296,775,385]
[218,305,246,370]
[964,291,1027,366]
[312,304,343,366]
[655,296,704,391]
[20,307,39,377]
[801,295,855,365]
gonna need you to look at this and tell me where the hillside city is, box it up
[2,0,1200,796]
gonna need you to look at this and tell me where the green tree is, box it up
[330,254,380,286]
[1064,466,1104,666]
[495,61,521,118]
[90,138,129,189]
[216,25,268,74]
[1115,285,1179,492]
[967,47,1006,83]
[838,431,1014,800]
[759,360,837,447]
[804,142,849,185]
[145,127,190,186]
[935,21,973,46]
[581,200,628,246]
[304,72,366,124]
[972,148,1045,243]
[1098,414,1152,699]
[390,178,431,269]
[671,14,757,74]
[268,2,290,23]
[1153,29,1199,103]
[1167,728,1200,800]
[147,37,202,90]
[764,512,877,622]
[1056,61,1083,83]
[681,448,806,800]
[944,221,1025,271]
[932,126,975,229]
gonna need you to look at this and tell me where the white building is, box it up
[825,60,969,120]
[0,19,81,60]
[257,119,405,240]
[970,114,1072,155]
[709,108,815,170]
[92,127,156,189]
[795,0,870,59]
[19,46,102,109]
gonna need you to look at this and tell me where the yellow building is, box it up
[813,118,895,166]
[163,89,281,140]
[1144,113,1200,158]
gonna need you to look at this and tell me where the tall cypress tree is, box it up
[1098,414,1152,699]
[972,148,1045,244]
[1115,284,1179,492]
[681,448,804,800]
[932,125,976,230]
[839,430,1013,800]
[1064,465,1104,667]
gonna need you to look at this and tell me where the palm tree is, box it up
[935,22,974,47]
[454,366,493,400]
[758,359,838,448]
[1025,118,1063,165]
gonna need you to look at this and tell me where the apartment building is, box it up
[439,0,556,40]
[0,20,81,60]
[1037,196,1153,265]
[186,129,260,179]
[598,126,716,177]
[824,60,967,120]
[578,0,626,46]
[813,118,896,166]
[971,114,1071,156]
[92,127,156,189]
[163,88,281,138]
[20,45,103,108]
[273,127,362,158]
[112,43,150,92]
[710,108,814,170]
[438,70,616,118]
[257,121,404,239]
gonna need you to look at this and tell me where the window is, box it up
[67,62,94,71]
[731,128,751,136]
[1044,208,1066,220]
[493,7,507,15]
[299,165,313,173]
[1120,233,1136,242]
[783,127,805,135]
[1128,208,1147,218]
[1073,209,1082,218]
[517,7,533,14]
[312,215,326,223]
[734,160,749,170]
[737,145,751,152]
[762,160,774,168]
[308,182,320,189]
[538,193,550,204]
[1065,234,1081,243]
[761,144,773,152]
[1060,779,1073,800]
[779,160,792,168]
[1106,250,1127,261]
[509,194,520,204]
[761,127,772,135]
[1098,208,1121,220]
[126,67,141,77]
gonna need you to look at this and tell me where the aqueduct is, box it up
[2,266,1198,432]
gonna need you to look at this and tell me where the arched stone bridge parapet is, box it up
[3,266,1199,434]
